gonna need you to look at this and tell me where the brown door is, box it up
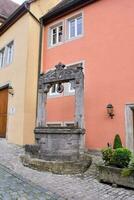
[0,88,8,137]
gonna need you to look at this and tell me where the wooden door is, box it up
[0,88,8,137]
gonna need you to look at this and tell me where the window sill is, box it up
[48,34,83,50]
[48,42,64,49]
[65,34,83,43]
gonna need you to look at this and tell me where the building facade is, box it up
[41,0,134,151]
[0,0,60,145]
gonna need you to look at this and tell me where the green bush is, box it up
[101,147,114,165]
[113,134,123,149]
[122,156,134,177]
[111,148,131,168]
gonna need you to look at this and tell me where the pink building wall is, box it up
[43,0,134,150]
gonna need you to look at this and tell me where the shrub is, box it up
[111,148,131,168]
[122,156,134,177]
[101,147,114,165]
[113,134,123,149]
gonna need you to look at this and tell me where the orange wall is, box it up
[43,0,134,150]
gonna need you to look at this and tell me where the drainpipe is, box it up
[24,2,40,23]
[24,2,43,123]
[36,19,43,121]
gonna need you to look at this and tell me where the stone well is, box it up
[21,127,91,174]
[21,63,92,174]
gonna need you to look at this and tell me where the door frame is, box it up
[125,104,134,153]
[0,84,9,91]
[0,83,9,138]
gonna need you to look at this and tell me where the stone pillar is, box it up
[75,72,85,153]
[36,89,46,127]
[75,74,84,128]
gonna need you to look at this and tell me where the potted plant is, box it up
[97,134,134,188]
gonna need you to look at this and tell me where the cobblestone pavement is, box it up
[0,164,60,200]
[0,139,134,200]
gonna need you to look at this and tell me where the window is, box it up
[48,62,83,97]
[0,48,5,68]
[68,83,75,93]
[6,41,14,65]
[48,84,62,97]
[50,23,63,46]
[68,14,83,39]
[0,41,14,69]
[48,83,74,97]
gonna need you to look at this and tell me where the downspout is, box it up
[24,2,40,23]
[36,19,43,120]
[24,2,43,123]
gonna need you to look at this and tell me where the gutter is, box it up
[23,2,43,123]
[41,0,98,25]
[24,2,40,23]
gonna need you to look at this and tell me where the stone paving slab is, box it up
[0,164,61,200]
[0,139,134,200]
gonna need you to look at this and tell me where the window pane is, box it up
[51,24,63,46]
[58,25,63,43]
[0,48,5,68]
[51,84,56,93]
[52,28,57,45]
[68,82,75,92]
[52,34,57,45]
[69,19,75,38]
[6,42,14,65]
[77,16,82,35]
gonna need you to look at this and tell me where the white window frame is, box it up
[6,41,14,66]
[49,21,64,47]
[0,40,14,69]
[67,12,83,41]
[0,47,5,69]
[64,60,85,96]
[48,83,63,98]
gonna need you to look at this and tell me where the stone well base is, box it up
[21,153,92,175]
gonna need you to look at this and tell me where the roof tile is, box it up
[0,0,19,19]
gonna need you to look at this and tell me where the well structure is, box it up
[21,63,92,174]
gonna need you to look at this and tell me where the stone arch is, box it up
[36,62,84,129]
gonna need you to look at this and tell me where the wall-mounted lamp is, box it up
[8,86,14,96]
[107,104,114,119]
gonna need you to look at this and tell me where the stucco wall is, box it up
[43,0,134,150]
[0,0,62,145]
[0,13,29,145]
[23,15,40,145]
[22,0,62,145]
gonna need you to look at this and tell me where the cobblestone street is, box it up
[0,165,59,200]
[0,139,134,200]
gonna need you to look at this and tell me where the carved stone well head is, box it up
[22,63,92,174]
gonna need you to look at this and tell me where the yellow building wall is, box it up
[23,15,40,144]
[0,0,61,145]
[22,0,61,145]
[0,13,29,145]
